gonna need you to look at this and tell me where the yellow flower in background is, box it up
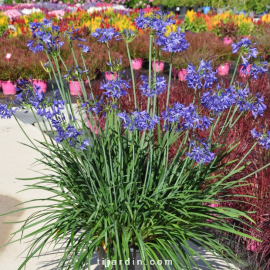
[0,13,9,28]
[262,14,270,22]
[186,10,195,22]
[165,24,177,36]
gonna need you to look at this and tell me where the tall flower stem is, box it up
[166,52,174,108]
[147,35,153,114]
[230,52,242,85]
[106,41,113,71]
[125,41,137,109]
[152,39,157,116]
[80,53,93,95]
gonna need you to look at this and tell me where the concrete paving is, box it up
[0,115,240,270]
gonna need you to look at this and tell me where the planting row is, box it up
[0,30,269,95]
[2,0,270,14]
[1,4,270,38]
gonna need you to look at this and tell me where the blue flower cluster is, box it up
[81,94,117,116]
[186,60,217,90]
[78,44,90,53]
[156,27,189,53]
[14,83,90,150]
[250,61,268,79]
[201,83,266,119]
[118,110,160,132]
[52,119,89,150]
[139,75,167,97]
[106,58,123,72]
[91,28,121,43]
[64,27,86,42]
[122,28,136,43]
[27,18,64,54]
[82,95,105,115]
[134,11,174,32]
[201,85,236,115]
[186,139,215,164]
[251,127,270,150]
[63,65,89,81]
[235,87,266,119]
[0,102,17,119]
[100,77,130,98]
[232,37,258,65]
[135,11,189,54]
[161,102,213,132]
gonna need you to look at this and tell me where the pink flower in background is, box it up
[149,0,153,2]
[147,4,150,7]
[48,9,65,18]
[4,9,21,20]
[139,1,142,4]
[67,1,70,4]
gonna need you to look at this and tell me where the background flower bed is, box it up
[1,30,270,83]
[1,6,270,69]
[1,4,270,38]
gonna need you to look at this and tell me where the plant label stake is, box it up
[5,53,12,62]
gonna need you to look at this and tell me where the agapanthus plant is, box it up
[1,15,269,270]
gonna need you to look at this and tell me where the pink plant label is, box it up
[5,53,12,60]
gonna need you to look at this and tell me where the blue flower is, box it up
[250,61,268,79]
[63,65,88,80]
[42,18,53,28]
[186,139,215,164]
[0,103,17,119]
[161,102,213,132]
[186,60,217,90]
[14,84,65,121]
[91,28,121,43]
[232,38,252,54]
[82,95,105,114]
[139,75,167,97]
[232,37,258,64]
[118,110,160,132]
[251,127,270,150]
[28,18,64,54]
[79,139,90,150]
[201,85,236,115]
[134,11,175,33]
[64,27,86,41]
[156,27,189,53]
[78,44,90,53]
[100,77,130,98]
[122,28,136,43]
[235,85,266,119]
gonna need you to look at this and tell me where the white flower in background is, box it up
[21,7,41,15]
